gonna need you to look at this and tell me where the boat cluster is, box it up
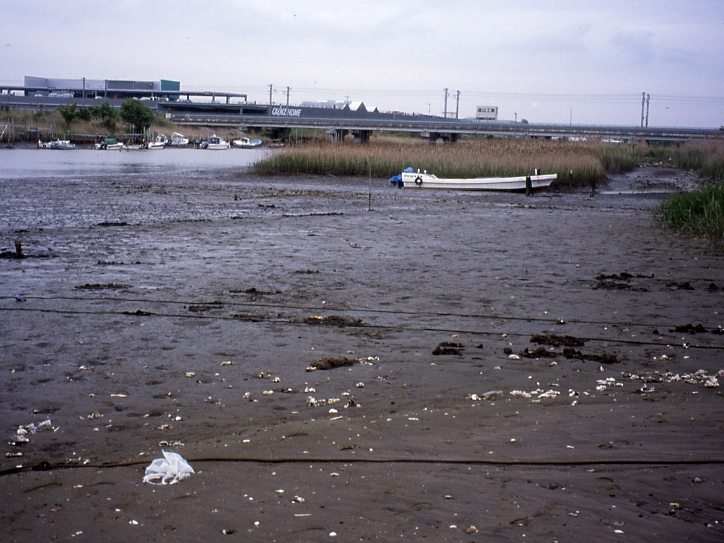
[39,133,262,151]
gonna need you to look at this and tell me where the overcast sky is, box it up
[3,0,723,127]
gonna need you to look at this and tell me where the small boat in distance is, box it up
[39,139,76,150]
[391,167,557,192]
[95,138,123,150]
[146,133,168,150]
[232,137,262,149]
[169,132,189,147]
[202,135,230,150]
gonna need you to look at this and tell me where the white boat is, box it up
[39,139,76,150]
[202,135,230,150]
[95,138,123,150]
[146,133,168,150]
[169,132,189,147]
[395,169,557,192]
[232,137,262,149]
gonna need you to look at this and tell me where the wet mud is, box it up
[0,168,722,542]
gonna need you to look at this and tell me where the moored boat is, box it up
[232,137,262,149]
[391,168,557,192]
[169,132,189,147]
[146,133,168,150]
[39,139,76,149]
[202,135,230,150]
[95,138,123,150]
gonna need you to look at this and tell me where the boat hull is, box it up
[400,172,556,192]
[232,138,262,149]
[94,142,123,150]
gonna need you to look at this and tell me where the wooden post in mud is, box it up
[14,240,22,258]
[591,176,596,197]
[368,163,372,211]
[525,175,532,196]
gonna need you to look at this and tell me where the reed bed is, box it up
[253,139,605,187]
[666,142,724,180]
[654,182,724,250]
[253,138,724,188]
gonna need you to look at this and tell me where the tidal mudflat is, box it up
[1,167,722,542]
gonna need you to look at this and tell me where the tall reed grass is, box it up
[654,182,724,250]
[253,139,605,187]
[253,138,724,188]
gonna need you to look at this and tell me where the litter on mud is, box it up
[143,450,194,485]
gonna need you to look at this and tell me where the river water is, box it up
[0,147,268,179]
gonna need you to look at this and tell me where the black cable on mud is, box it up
[3,296,723,351]
[2,456,724,478]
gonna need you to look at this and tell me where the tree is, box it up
[96,101,118,122]
[57,102,78,128]
[120,99,155,133]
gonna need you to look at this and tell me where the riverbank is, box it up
[1,168,722,542]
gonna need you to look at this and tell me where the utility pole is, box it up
[641,92,646,128]
[269,84,273,105]
[443,88,449,119]
[645,94,650,127]
[285,87,290,107]
[455,90,460,120]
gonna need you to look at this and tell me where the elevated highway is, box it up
[168,111,723,143]
[2,91,721,143]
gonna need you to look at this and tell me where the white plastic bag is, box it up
[143,450,194,485]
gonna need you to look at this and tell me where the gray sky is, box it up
[3,0,723,127]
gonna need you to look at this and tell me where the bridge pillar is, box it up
[439,133,459,143]
[353,130,372,144]
[327,129,348,142]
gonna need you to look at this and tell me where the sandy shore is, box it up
[1,167,722,542]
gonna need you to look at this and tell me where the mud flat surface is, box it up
[1,168,722,542]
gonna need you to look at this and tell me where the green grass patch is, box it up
[654,183,724,250]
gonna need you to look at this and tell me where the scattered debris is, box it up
[122,309,154,316]
[630,369,721,387]
[671,323,719,334]
[96,221,128,227]
[309,356,357,370]
[74,283,131,290]
[562,347,619,364]
[530,333,586,347]
[9,419,55,446]
[432,342,464,355]
[520,346,558,359]
[230,312,267,322]
[666,281,694,290]
[593,272,650,292]
[188,302,224,312]
[510,389,561,400]
[304,315,363,327]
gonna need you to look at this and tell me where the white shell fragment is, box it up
[143,450,194,485]
[467,390,503,401]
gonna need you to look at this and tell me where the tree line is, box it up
[57,99,156,133]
